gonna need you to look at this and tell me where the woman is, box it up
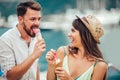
[46,15,108,80]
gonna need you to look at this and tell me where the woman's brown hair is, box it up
[69,17,103,59]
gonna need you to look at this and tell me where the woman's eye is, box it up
[71,28,75,32]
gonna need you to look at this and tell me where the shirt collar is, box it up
[14,25,35,41]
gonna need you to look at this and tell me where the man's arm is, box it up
[0,39,45,80]
[7,54,38,80]
[7,39,45,80]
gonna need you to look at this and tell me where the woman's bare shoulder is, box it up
[95,61,108,69]
[57,46,68,54]
[56,46,68,59]
[92,61,108,80]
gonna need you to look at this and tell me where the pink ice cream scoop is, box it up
[33,28,42,39]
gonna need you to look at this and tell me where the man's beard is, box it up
[23,22,39,38]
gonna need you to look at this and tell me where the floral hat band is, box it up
[76,15,104,44]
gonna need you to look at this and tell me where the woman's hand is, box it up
[46,49,56,65]
[55,67,73,80]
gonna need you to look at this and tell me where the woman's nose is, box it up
[68,32,72,37]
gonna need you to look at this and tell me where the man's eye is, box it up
[30,18,35,21]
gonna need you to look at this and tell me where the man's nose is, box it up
[34,19,40,25]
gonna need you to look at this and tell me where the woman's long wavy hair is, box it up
[69,17,103,59]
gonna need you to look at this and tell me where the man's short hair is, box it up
[17,0,41,16]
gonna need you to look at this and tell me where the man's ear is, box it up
[18,16,23,25]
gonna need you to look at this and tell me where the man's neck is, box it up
[17,24,31,45]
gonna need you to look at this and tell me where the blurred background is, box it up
[0,0,120,79]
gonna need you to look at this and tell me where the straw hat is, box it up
[78,15,104,44]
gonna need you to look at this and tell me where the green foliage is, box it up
[0,2,18,20]
[106,0,117,10]
[36,0,76,15]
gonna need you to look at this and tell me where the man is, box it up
[0,0,46,80]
